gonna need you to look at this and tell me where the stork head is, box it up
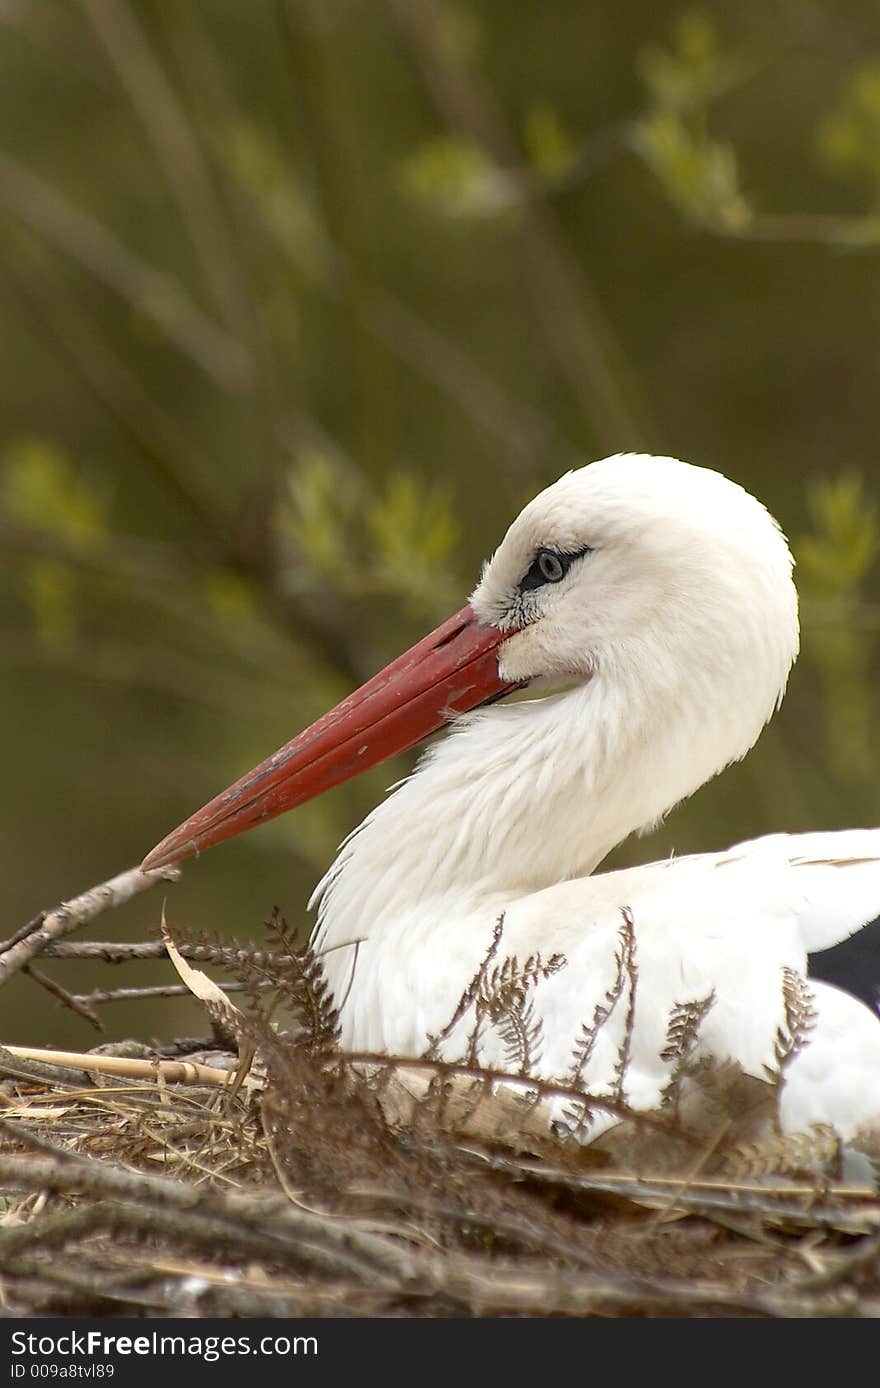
[142,453,799,871]
[474,453,798,703]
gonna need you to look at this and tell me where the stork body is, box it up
[145,455,880,1147]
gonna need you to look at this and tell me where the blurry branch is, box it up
[795,475,879,781]
[804,600,880,633]
[0,251,233,539]
[368,292,574,476]
[0,866,180,990]
[0,637,301,719]
[524,118,635,198]
[276,0,397,481]
[0,1135,422,1284]
[2,1136,876,1316]
[275,453,462,618]
[0,251,376,687]
[635,15,880,250]
[0,517,196,586]
[0,152,250,392]
[93,0,290,537]
[718,213,880,249]
[76,0,248,333]
[228,117,574,477]
[0,508,304,685]
[386,12,880,254]
[272,2,571,479]
[383,0,652,451]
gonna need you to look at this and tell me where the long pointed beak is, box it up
[142,604,519,871]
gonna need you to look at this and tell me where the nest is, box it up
[2,868,880,1318]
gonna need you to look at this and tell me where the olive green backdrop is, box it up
[2,1,878,1045]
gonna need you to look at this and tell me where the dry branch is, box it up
[0,864,179,988]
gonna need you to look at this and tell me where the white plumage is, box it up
[146,454,880,1153]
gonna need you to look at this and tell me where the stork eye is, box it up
[519,546,589,592]
[538,550,565,582]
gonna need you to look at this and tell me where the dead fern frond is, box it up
[724,1122,842,1181]
[566,908,636,1090]
[557,910,639,1138]
[610,908,638,1105]
[492,994,544,1077]
[424,915,506,1062]
[476,950,566,1075]
[769,968,818,1079]
[659,991,716,1110]
[661,992,716,1066]
[159,908,340,1057]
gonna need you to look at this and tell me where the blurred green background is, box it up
[2,0,878,1046]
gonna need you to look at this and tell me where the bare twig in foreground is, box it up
[0,865,180,989]
[71,980,270,1008]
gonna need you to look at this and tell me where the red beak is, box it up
[141,604,518,871]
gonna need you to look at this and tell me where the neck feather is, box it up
[312,667,732,954]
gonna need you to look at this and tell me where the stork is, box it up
[144,454,880,1150]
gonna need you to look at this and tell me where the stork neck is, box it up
[312,669,696,949]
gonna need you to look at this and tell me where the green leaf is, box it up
[366,472,459,613]
[636,111,748,230]
[0,438,104,547]
[224,120,329,280]
[638,10,725,113]
[24,559,77,651]
[818,64,880,198]
[202,569,260,627]
[796,474,879,781]
[523,102,579,182]
[798,474,879,590]
[275,453,460,618]
[275,451,363,583]
[397,136,514,219]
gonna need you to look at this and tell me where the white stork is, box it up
[143,454,880,1150]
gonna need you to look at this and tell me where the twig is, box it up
[24,965,103,1031]
[72,979,271,1007]
[41,939,182,961]
[790,1230,880,1292]
[0,865,180,988]
[342,1182,601,1271]
[1,911,46,952]
[482,1153,880,1234]
[643,1118,734,1234]
[41,939,282,965]
[0,1136,423,1283]
[341,1048,663,1132]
